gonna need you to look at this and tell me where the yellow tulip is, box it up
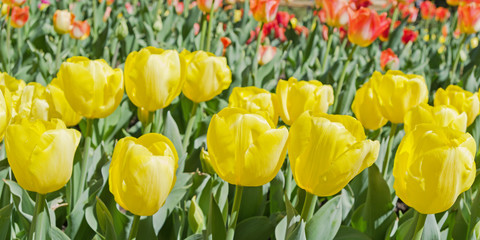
[351,80,388,130]
[0,86,12,141]
[57,57,124,119]
[404,103,467,133]
[47,78,83,126]
[125,47,186,111]
[181,50,232,103]
[16,82,59,122]
[288,111,380,196]
[276,77,334,126]
[228,86,279,125]
[370,70,428,124]
[0,72,26,116]
[206,107,288,186]
[6,118,81,194]
[109,133,178,216]
[393,124,476,214]
[434,85,480,126]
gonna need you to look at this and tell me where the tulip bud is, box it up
[109,133,178,216]
[70,20,90,40]
[404,103,467,134]
[370,71,428,124]
[53,10,74,34]
[47,78,83,126]
[258,45,276,65]
[351,81,387,130]
[347,9,389,47]
[207,107,288,186]
[188,196,205,234]
[10,6,29,28]
[289,111,380,196]
[228,86,279,125]
[458,3,480,34]
[420,1,436,20]
[276,77,334,126]
[115,17,129,40]
[1,4,8,16]
[233,9,242,23]
[434,85,480,126]
[57,57,124,119]
[379,48,399,71]
[197,0,222,13]
[250,0,280,23]
[199,147,215,175]
[447,0,459,6]
[6,118,81,194]
[321,0,350,28]
[0,86,12,142]
[181,50,232,103]
[153,15,163,32]
[125,47,185,111]
[393,124,476,214]
[435,7,450,22]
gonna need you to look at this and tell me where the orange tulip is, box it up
[70,20,90,40]
[10,6,28,28]
[420,1,436,20]
[3,0,25,6]
[321,0,350,27]
[447,0,459,5]
[380,48,399,71]
[250,0,280,23]
[435,7,450,22]
[197,0,222,13]
[458,3,480,34]
[347,8,389,47]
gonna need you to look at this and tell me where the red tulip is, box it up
[401,28,418,44]
[10,6,28,28]
[250,0,280,23]
[321,0,351,27]
[435,7,450,22]
[420,1,436,20]
[458,3,480,34]
[347,8,389,47]
[380,48,399,71]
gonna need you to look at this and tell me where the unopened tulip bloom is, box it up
[125,47,185,111]
[258,46,276,65]
[401,28,418,44]
[109,133,178,216]
[289,112,380,196]
[10,6,28,28]
[447,0,459,6]
[181,50,231,103]
[6,118,81,194]
[434,85,480,126]
[321,0,350,27]
[70,20,90,40]
[276,77,334,125]
[435,7,450,22]
[228,86,279,125]
[347,9,390,47]
[393,124,476,214]
[57,57,124,119]
[250,0,280,23]
[380,48,399,71]
[351,81,387,130]
[404,103,467,134]
[47,78,82,126]
[0,86,12,141]
[198,0,222,13]
[53,10,74,34]
[16,82,59,121]
[370,71,428,124]
[458,3,480,34]
[207,107,288,186]
[420,1,436,20]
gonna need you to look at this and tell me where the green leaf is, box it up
[287,220,306,240]
[270,171,286,214]
[48,226,71,240]
[4,180,34,229]
[0,203,13,240]
[95,197,117,240]
[206,194,226,240]
[334,226,371,240]
[422,214,440,240]
[234,216,276,240]
[305,195,342,240]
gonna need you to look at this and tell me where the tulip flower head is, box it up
[4,0,26,6]
[447,0,459,6]
[228,86,279,125]
[38,0,50,10]
[404,103,467,134]
[109,133,178,216]
[250,0,280,23]
[0,72,26,115]
[435,7,450,22]
[47,78,83,126]
[10,6,28,28]
[198,0,222,13]
[6,118,81,194]
[57,57,124,119]
[125,47,185,111]
[351,81,388,130]
[258,45,277,65]
[370,71,428,124]
[207,107,288,186]
[434,85,480,126]
[70,20,90,40]
[276,77,334,126]
[347,8,390,47]
[0,86,12,142]
[289,112,380,196]
[380,48,399,71]
[458,3,480,34]
[393,124,476,214]
[321,0,350,27]
[420,1,436,20]
[16,82,60,122]
[401,28,418,44]
[53,10,74,34]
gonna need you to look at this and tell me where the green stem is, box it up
[205,5,216,52]
[77,118,93,204]
[389,7,399,34]
[199,14,207,50]
[449,34,468,85]
[382,123,398,179]
[253,22,264,88]
[92,0,97,39]
[142,110,155,134]
[127,215,141,240]
[226,185,244,240]
[241,0,249,28]
[55,35,63,71]
[182,103,198,151]
[6,7,12,72]
[413,212,427,239]
[28,193,47,240]
[321,27,333,73]
[111,40,120,68]
[300,191,317,222]
[333,44,358,113]
[183,0,190,17]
